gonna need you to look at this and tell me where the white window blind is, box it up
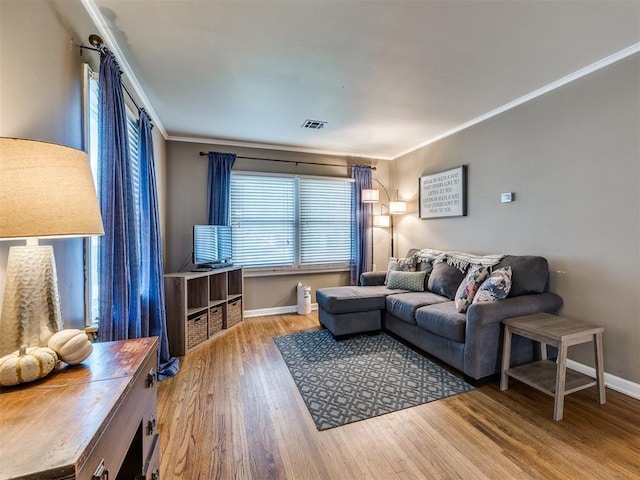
[230,172,353,269]
[230,174,296,268]
[127,116,141,229]
[299,177,352,266]
[87,69,100,324]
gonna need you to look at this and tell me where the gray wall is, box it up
[393,54,640,383]
[165,140,389,310]
[0,0,88,327]
[0,0,167,328]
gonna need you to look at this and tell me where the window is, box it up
[85,65,141,325]
[230,172,353,269]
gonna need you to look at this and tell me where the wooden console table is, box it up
[500,312,605,421]
[0,337,160,479]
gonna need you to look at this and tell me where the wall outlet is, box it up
[501,192,513,203]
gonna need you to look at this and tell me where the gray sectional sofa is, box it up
[316,250,563,384]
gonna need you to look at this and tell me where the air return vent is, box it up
[301,119,327,129]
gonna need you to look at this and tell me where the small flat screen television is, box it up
[192,225,233,269]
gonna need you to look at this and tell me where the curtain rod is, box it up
[80,36,142,113]
[198,152,376,170]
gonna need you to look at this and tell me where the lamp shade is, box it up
[373,215,390,227]
[0,138,104,239]
[389,201,407,215]
[361,188,379,203]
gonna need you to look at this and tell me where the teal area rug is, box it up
[274,330,475,430]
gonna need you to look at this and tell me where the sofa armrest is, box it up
[463,293,563,380]
[360,271,387,286]
[466,293,564,330]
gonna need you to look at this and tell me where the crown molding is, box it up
[80,0,168,139]
[392,42,640,160]
[168,135,393,161]
[77,2,639,161]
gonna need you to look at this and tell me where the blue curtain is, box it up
[350,166,373,285]
[138,110,179,379]
[98,49,141,341]
[207,152,236,225]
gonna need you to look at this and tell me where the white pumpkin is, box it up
[48,329,93,365]
[0,346,58,386]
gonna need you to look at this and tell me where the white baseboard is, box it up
[244,303,318,318]
[566,359,640,400]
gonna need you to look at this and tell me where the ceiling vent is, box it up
[301,119,327,130]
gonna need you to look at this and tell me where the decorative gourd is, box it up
[48,329,93,365]
[0,346,58,386]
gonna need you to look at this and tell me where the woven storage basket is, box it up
[187,313,208,349]
[225,299,243,329]
[209,306,224,336]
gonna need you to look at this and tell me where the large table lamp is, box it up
[0,138,104,356]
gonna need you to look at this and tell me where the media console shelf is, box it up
[164,266,244,356]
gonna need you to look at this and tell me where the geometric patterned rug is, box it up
[273,330,475,430]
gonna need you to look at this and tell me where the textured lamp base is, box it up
[0,246,62,356]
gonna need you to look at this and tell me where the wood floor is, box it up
[157,313,640,479]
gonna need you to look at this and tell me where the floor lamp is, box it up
[362,180,406,258]
[0,138,104,356]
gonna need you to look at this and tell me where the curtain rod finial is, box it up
[89,34,104,49]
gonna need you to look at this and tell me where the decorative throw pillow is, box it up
[427,261,467,300]
[416,260,432,272]
[386,270,427,292]
[385,256,417,284]
[454,265,490,313]
[472,267,512,304]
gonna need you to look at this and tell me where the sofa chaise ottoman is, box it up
[315,285,409,336]
[316,250,564,384]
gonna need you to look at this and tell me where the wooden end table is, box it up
[500,312,605,421]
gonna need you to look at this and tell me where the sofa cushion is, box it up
[493,255,549,297]
[454,265,490,313]
[427,261,466,300]
[415,302,467,343]
[386,270,427,291]
[473,267,512,304]
[316,286,407,314]
[386,292,449,324]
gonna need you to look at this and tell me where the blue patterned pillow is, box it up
[386,270,427,292]
[455,265,490,312]
[473,267,512,304]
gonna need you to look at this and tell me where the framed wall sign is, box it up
[419,165,467,219]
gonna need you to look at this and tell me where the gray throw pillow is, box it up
[493,255,548,297]
[427,262,466,300]
[386,270,427,292]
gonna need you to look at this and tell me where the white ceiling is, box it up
[84,0,640,160]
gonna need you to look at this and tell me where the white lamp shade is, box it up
[373,215,390,227]
[0,138,104,239]
[389,201,407,214]
[361,188,379,203]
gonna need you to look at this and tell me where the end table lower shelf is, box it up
[505,360,597,397]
